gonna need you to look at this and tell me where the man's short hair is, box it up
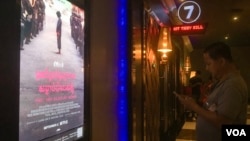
[203,42,233,62]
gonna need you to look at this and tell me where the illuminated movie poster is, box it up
[19,0,84,140]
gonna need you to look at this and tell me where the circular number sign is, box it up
[177,1,201,24]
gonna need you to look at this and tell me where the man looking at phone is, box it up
[175,42,248,141]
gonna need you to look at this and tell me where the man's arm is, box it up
[175,92,232,128]
[193,103,232,128]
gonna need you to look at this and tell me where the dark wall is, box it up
[89,0,121,140]
[0,0,20,140]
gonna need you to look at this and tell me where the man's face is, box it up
[203,53,222,80]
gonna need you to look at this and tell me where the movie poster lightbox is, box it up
[19,0,85,140]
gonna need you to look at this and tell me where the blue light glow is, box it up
[118,0,128,140]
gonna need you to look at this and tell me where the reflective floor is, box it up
[175,105,250,141]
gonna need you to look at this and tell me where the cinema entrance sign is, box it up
[171,23,207,35]
[172,1,207,35]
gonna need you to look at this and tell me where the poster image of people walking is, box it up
[19,0,85,141]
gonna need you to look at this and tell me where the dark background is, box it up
[0,1,20,140]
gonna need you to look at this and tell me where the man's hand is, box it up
[174,91,199,111]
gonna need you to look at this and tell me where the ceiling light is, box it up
[233,16,238,21]
[224,35,229,40]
